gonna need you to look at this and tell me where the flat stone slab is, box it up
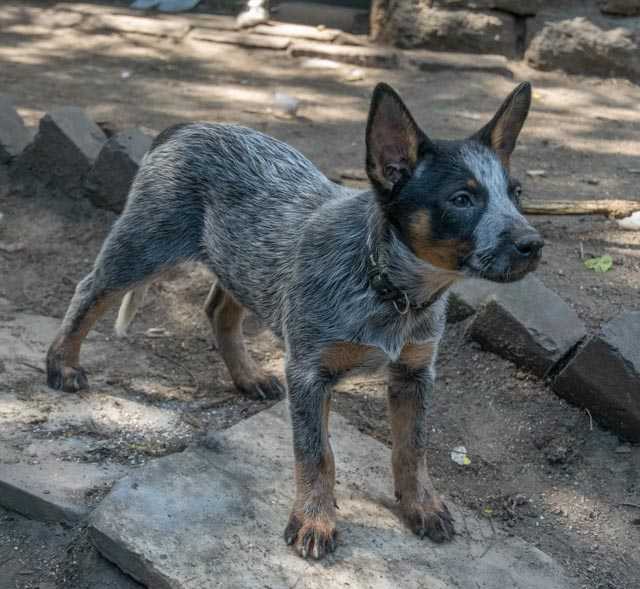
[90,403,576,589]
[0,460,126,524]
[0,306,180,525]
[553,311,640,441]
[468,275,586,376]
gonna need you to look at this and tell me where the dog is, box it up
[46,81,543,560]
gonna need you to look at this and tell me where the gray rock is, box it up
[553,311,640,442]
[600,0,640,16]
[12,106,106,199]
[525,16,640,82]
[371,4,518,57]
[468,276,586,376]
[90,402,577,589]
[0,96,32,163]
[85,129,153,213]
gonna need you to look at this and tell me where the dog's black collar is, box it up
[367,253,412,314]
[367,252,443,315]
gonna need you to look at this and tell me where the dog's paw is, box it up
[46,362,89,393]
[237,375,285,401]
[284,512,338,560]
[402,500,454,543]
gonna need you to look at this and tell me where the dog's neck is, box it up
[365,202,462,313]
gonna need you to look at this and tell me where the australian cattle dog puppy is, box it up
[47,82,543,560]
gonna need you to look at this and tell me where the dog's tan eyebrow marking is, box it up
[466,178,478,190]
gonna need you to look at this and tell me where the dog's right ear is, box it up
[366,83,430,197]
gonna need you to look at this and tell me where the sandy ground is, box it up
[1,2,640,588]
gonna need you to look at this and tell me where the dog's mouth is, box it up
[461,254,540,283]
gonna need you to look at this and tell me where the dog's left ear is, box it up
[366,83,431,196]
[471,81,532,170]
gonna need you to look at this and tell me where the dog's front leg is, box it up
[283,365,337,560]
[388,343,454,542]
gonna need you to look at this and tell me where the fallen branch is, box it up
[521,198,640,219]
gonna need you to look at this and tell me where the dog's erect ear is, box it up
[471,81,532,169]
[366,83,430,195]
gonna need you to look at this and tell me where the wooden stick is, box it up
[521,198,640,219]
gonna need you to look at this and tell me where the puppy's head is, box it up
[366,82,543,282]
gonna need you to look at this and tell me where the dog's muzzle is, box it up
[463,227,544,283]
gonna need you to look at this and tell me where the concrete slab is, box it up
[0,460,126,524]
[469,275,586,376]
[90,403,577,589]
[0,307,183,524]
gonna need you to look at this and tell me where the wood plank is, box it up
[190,27,291,50]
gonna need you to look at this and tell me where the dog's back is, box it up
[115,123,344,331]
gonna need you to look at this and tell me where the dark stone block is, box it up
[553,311,640,441]
[12,106,106,199]
[85,128,153,213]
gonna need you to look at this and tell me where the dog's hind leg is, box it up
[47,206,200,392]
[204,282,284,400]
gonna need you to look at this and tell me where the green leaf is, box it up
[584,255,613,273]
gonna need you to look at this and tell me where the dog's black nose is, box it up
[514,233,544,257]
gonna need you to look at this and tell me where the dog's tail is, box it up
[114,284,149,337]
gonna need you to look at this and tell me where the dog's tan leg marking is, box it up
[204,282,283,400]
[320,342,380,375]
[388,342,454,542]
[47,288,124,392]
[284,393,337,560]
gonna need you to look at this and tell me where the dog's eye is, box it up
[450,191,473,209]
[513,185,522,199]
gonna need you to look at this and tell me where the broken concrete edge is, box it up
[0,478,83,525]
[469,296,556,376]
[89,525,174,589]
[551,311,640,441]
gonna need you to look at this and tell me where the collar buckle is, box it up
[392,291,411,315]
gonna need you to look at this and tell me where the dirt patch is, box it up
[1,2,639,588]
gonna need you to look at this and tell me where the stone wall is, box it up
[370,0,640,82]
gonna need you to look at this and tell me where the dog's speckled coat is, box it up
[47,82,543,560]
